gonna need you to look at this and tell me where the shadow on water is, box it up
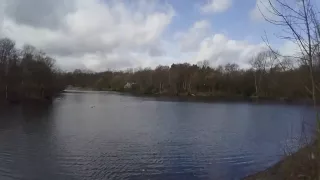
[0,92,316,180]
[0,95,79,180]
[0,101,52,122]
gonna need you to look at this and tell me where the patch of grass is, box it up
[244,141,319,180]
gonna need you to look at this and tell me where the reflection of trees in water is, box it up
[0,102,55,133]
[21,103,53,121]
[17,103,55,138]
[0,104,21,129]
[0,102,76,179]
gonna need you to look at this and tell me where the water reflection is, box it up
[0,92,316,180]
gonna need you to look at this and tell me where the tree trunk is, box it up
[5,85,7,100]
[254,72,259,96]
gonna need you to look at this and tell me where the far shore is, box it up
[63,89,315,105]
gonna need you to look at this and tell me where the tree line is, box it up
[66,0,320,103]
[1,37,318,102]
[1,0,319,104]
[65,51,319,101]
[0,37,65,102]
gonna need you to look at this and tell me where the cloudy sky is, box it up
[0,0,300,71]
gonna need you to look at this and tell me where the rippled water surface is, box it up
[0,92,316,180]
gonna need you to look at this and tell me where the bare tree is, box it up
[0,38,17,99]
[261,0,320,104]
[197,60,210,69]
[153,65,170,94]
[250,50,277,97]
[259,0,320,178]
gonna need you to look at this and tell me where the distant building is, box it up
[124,82,135,89]
[65,85,80,90]
[66,85,75,90]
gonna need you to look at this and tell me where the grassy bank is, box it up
[244,142,319,180]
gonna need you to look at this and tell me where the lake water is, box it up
[0,92,316,180]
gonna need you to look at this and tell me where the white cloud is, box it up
[1,0,174,71]
[201,0,232,13]
[279,41,301,57]
[250,0,275,21]
[5,0,74,29]
[193,34,267,67]
[173,19,267,68]
[0,0,273,71]
[175,20,211,52]
[0,0,6,36]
